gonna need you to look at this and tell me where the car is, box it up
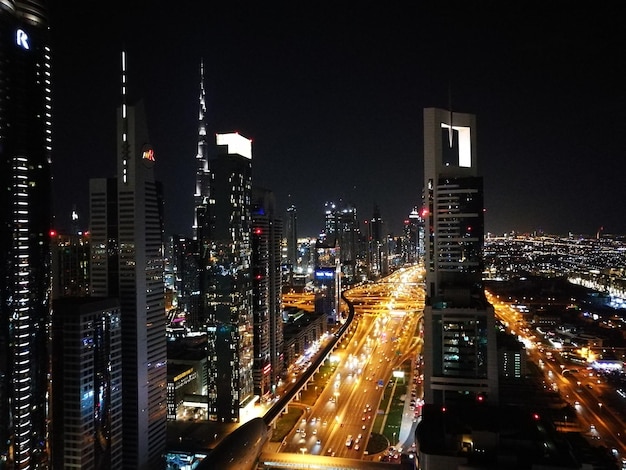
[316,439,322,445]
[357,433,362,440]
[354,444,360,450]
[327,448,333,454]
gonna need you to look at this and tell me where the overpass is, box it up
[195,291,358,469]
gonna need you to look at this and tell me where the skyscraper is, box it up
[367,205,386,278]
[0,2,52,467]
[251,188,284,398]
[285,204,297,283]
[89,52,167,468]
[51,297,123,469]
[199,132,254,422]
[422,107,498,405]
[51,230,90,298]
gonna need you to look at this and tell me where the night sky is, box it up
[49,2,626,238]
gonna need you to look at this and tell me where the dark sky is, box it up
[49,2,626,238]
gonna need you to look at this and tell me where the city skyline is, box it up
[50,3,626,238]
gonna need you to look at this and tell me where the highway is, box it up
[281,266,425,460]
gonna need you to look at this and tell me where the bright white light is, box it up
[441,123,472,167]
[216,132,252,159]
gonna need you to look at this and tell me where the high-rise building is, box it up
[51,297,123,469]
[251,187,284,398]
[284,204,297,283]
[366,205,387,278]
[51,230,91,298]
[0,2,52,467]
[89,52,167,468]
[192,60,210,244]
[320,201,360,283]
[198,132,254,422]
[403,207,423,265]
[167,235,199,330]
[422,107,498,405]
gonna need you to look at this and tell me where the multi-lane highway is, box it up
[281,266,425,459]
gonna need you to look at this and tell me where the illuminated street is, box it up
[487,291,626,460]
[281,266,425,460]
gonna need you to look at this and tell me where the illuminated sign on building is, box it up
[315,268,335,280]
[16,29,29,49]
[216,132,252,159]
[141,144,155,168]
[143,147,155,162]
[441,122,471,167]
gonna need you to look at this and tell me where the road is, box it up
[487,291,626,460]
[282,266,425,459]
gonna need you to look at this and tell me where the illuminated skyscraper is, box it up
[251,188,284,398]
[51,297,123,469]
[188,59,211,331]
[0,2,52,467]
[89,53,167,468]
[193,59,210,242]
[51,230,90,298]
[403,207,424,265]
[198,132,254,422]
[321,201,359,283]
[367,205,386,277]
[422,107,498,405]
[285,204,297,281]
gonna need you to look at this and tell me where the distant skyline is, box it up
[49,3,626,238]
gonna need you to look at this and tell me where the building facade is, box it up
[51,297,123,469]
[89,52,167,469]
[422,107,498,406]
[0,2,52,467]
[197,132,254,422]
[51,230,90,298]
[251,188,284,398]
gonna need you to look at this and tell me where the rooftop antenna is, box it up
[121,49,129,184]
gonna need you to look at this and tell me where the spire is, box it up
[198,58,207,141]
[193,58,211,238]
[121,50,130,183]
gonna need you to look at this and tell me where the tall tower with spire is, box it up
[89,51,167,469]
[193,59,210,240]
[422,107,498,406]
